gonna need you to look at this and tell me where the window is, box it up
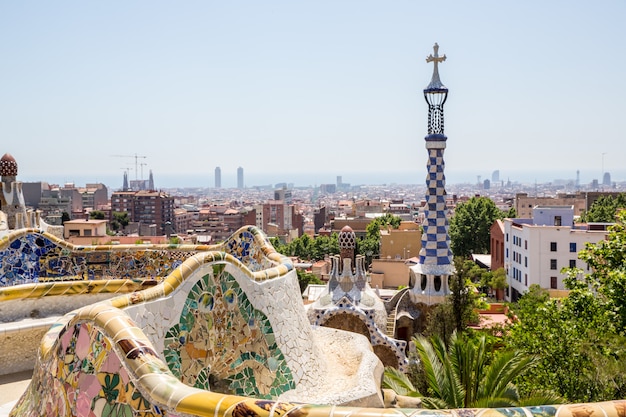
[506,233,509,242]
[550,259,557,270]
[525,256,528,267]
[550,242,557,252]
[570,242,577,252]
[569,259,576,268]
[555,216,562,226]
[525,274,528,286]
[434,275,442,292]
[551,276,557,289]
[525,240,527,249]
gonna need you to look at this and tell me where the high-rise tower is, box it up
[410,43,454,305]
[215,166,221,188]
[237,167,244,189]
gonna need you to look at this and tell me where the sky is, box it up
[1,1,625,188]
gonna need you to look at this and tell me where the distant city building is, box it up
[319,184,336,194]
[492,170,500,183]
[187,206,256,243]
[483,179,490,190]
[148,170,155,190]
[255,200,303,239]
[603,172,611,186]
[63,219,108,245]
[122,169,154,191]
[237,167,244,189]
[274,187,292,204]
[502,205,611,301]
[379,221,421,261]
[215,167,221,188]
[313,206,327,235]
[515,191,625,219]
[336,176,342,188]
[122,170,129,191]
[110,190,175,235]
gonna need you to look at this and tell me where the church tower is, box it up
[410,44,454,305]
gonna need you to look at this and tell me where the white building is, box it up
[503,205,610,301]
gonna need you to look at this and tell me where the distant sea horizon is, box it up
[20,169,626,191]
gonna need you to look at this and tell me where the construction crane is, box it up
[139,162,148,180]
[111,154,147,181]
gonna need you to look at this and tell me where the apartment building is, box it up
[515,191,625,219]
[503,205,610,301]
[110,190,175,235]
[255,200,303,238]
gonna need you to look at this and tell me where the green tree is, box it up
[89,210,106,220]
[504,210,626,402]
[272,234,339,261]
[579,194,626,223]
[577,210,626,331]
[110,212,130,232]
[383,332,560,409]
[311,233,339,260]
[357,213,402,265]
[425,258,483,341]
[449,196,504,257]
[506,279,626,402]
[296,269,324,293]
[479,267,507,300]
[365,213,402,239]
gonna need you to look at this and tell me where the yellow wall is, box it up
[370,259,410,288]
[379,227,421,260]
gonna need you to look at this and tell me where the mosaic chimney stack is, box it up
[0,153,28,230]
[308,225,408,370]
[329,225,367,303]
[410,43,455,305]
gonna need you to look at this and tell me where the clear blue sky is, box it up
[1,1,625,187]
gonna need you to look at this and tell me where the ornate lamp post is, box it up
[411,43,455,305]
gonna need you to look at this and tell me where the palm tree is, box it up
[383,332,562,409]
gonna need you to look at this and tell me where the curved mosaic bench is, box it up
[7,226,383,416]
[5,227,626,417]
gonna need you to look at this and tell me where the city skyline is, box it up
[2,1,625,185]
[15,167,626,191]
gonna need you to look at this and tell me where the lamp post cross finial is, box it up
[425,43,446,90]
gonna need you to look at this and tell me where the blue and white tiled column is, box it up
[410,43,455,305]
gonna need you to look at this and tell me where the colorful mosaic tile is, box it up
[11,321,163,417]
[0,227,284,288]
[163,263,294,398]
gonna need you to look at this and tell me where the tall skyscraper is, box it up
[148,170,154,191]
[237,167,244,189]
[410,43,454,305]
[215,166,221,188]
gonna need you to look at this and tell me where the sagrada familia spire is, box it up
[410,43,455,305]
